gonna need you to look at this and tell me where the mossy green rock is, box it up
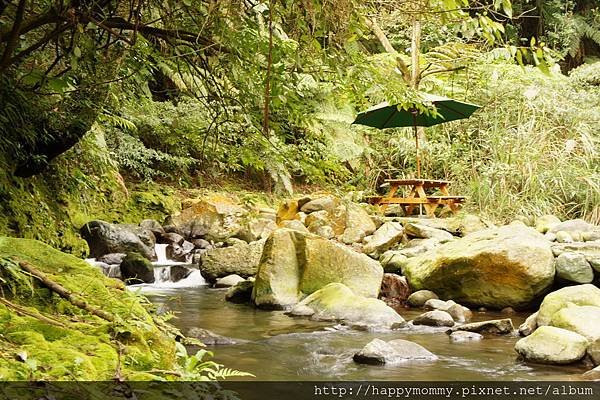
[402,226,555,309]
[119,252,155,284]
[252,229,383,309]
[514,326,588,364]
[200,239,265,281]
[289,283,404,328]
[536,284,600,326]
[252,229,304,308]
[550,305,600,341]
[0,237,179,380]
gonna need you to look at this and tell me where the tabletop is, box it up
[384,179,451,186]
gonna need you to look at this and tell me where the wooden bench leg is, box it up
[380,184,400,213]
[424,203,438,217]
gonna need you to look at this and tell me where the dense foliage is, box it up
[0,0,598,228]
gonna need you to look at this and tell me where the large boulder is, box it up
[402,226,555,309]
[119,252,155,284]
[362,222,405,256]
[200,240,265,282]
[536,284,600,326]
[555,252,594,283]
[252,229,383,309]
[550,305,600,341]
[80,220,155,260]
[172,195,246,241]
[514,326,589,364]
[551,242,600,271]
[353,338,437,365]
[288,283,403,328]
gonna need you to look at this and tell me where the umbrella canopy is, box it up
[353,93,481,129]
[353,93,481,178]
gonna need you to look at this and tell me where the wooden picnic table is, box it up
[368,178,466,217]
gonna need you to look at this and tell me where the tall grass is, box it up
[367,62,600,224]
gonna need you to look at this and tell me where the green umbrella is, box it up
[353,93,481,178]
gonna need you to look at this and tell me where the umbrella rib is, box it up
[381,108,397,129]
[434,101,470,119]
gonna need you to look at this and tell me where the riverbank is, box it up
[2,188,600,382]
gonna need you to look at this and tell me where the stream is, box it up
[140,287,589,381]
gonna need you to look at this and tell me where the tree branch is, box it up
[420,65,466,79]
[0,0,27,71]
[17,260,115,322]
[364,17,411,84]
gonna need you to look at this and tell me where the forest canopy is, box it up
[0,0,599,221]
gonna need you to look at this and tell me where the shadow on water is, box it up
[143,288,588,381]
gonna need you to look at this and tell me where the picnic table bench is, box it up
[367,178,466,217]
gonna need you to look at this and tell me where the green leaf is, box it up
[502,0,513,18]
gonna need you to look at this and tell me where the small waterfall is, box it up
[86,243,207,289]
[155,244,169,263]
[154,266,171,283]
[153,243,187,266]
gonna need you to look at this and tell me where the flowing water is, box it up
[143,287,588,381]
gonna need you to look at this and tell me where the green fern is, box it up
[0,257,34,296]
[567,14,600,58]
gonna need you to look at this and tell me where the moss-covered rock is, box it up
[0,237,181,380]
[119,252,155,284]
[0,127,181,257]
[288,283,404,328]
[402,226,555,309]
[536,284,600,326]
[549,305,600,341]
[514,326,588,365]
[200,239,265,282]
[252,229,383,309]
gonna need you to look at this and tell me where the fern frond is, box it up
[208,367,255,380]
[98,113,137,133]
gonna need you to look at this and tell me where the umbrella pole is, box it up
[413,123,421,179]
[412,113,423,216]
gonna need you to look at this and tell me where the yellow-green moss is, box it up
[0,126,182,257]
[0,237,179,380]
